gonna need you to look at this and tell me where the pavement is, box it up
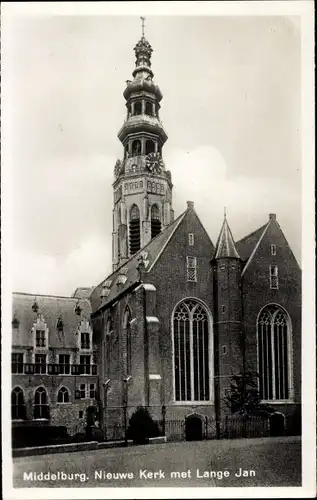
[12,435,301,488]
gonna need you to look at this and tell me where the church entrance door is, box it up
[185,415,203,441]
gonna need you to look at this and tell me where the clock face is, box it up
[145,152,164,174]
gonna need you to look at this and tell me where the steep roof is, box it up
[90,210,187,315]
[72,287,94,299]
[214,216,240,259]
[12,292,92,348]
[236,223,269,262]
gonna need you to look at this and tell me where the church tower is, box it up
[112,19,174,271]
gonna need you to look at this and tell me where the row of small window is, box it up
[11,384,97,420]
[127,100,158,118]
[34,331,91,349]
[11,353,96,375]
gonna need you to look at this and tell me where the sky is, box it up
[6,11,302,296]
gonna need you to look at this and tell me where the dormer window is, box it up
[81,332,90,350]
[77,319,93,352]
[36,330,45,347]
[32,299,39,313]
[57,317,63,332]
[75,302,82,316]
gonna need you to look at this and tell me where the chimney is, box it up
[269,213,276,221]
[187,201,194,210]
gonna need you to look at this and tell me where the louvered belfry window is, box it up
[151,204,161,239]
[257,305,290,401]
[173,299,210,401]
[129,205,141,255]
[186,256,197,282]
[269,265,279,289]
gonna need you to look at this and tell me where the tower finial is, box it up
[224,206,227,219]
[141,16,146,38]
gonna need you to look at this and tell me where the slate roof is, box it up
[12,293,92,348]
[236,223,269,262]
[214,217,240,259]
[90,210,187,315]
[72,287,94,299]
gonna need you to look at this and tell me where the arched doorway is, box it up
[270,412,286,437]
[185,414,203,441]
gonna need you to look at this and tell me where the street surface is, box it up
[13,436,301,488]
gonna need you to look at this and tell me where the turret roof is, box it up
[214,216,240,259]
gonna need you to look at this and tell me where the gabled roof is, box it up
[214,216,240,259]
[90,210,187,315]
[12,293,92,348]
[236,223,269,263]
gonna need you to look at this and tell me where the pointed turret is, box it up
[212,211,244,417]
[214,214,240,260]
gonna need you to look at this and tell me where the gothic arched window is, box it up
[34,387,49,419]
[173,299,211,402]
[105,315,113,377]
[11,387,26,420]
[57,386,70,403]
[123,308,132,376]
[129,205,141,256]
[151,204,161,239]
[257,305,291,401]
[145,140,155,155]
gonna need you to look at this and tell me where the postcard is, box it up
[1,1,315,499]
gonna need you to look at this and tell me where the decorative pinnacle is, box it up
[141,16,146,38]
[224,206,227,219]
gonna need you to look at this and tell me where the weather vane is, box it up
[141,16,146,37]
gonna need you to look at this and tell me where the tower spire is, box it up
[112,21,173,271]
[141,16,146,38]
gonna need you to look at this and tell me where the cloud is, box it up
[12,145,301,296]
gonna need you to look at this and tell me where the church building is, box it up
[11,28,301,442]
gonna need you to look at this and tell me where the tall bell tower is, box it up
[112,18,174,271]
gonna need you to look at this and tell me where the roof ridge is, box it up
[236,223,268,244]
[241,220,270,276]
[94,209,187,288]
[147,209,188,272]
[13,292,88,301]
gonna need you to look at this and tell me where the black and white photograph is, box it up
[1,1,315,498]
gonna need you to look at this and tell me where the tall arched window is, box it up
[131,139,141,157]
[11,387,26,420]
[134,101,142,115]
[145,101,153,116]
[123,308,132,376]
[106,315,113,377]
[57,386,70,403]
[129,205,141,255]
[151,204,161,239]
[257,305,291,401]
[173,299,211,402]
[145,140,155,155]
[34,387,49,419]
